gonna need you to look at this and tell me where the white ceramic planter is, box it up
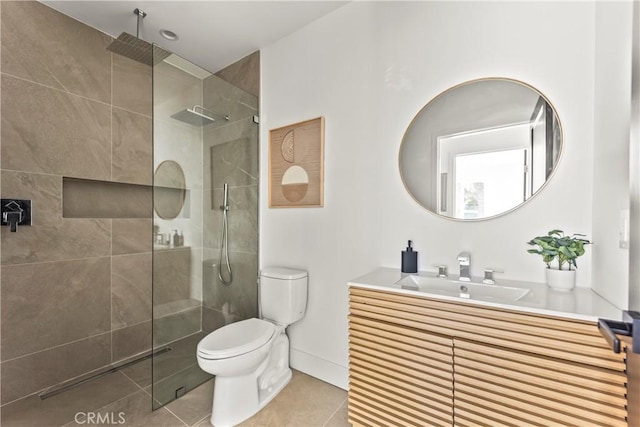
[545,268,576,291]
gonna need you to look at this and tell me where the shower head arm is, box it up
[133,8,146,38]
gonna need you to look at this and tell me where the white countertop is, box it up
[348,267,623,323]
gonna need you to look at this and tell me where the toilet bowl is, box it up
[196,267,308,427]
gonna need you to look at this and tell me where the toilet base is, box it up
[210,333,291,426]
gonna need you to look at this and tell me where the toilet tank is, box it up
[260,267,308,325]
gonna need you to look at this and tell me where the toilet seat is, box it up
[197,318,276,360]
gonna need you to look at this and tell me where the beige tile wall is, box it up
[202,71,259,330]
[215,51,260,98]
[0,1,154,405]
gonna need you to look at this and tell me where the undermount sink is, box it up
[396,274,530,303]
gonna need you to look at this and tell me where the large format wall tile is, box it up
[1,332,111,405]
[112,253,152,329]
[1,257,111,361]
[207,135,259,189]
[1,76,111,180]
[112,219,152,255]
[153,247,192,307]
[203,251,258,322]
[0,1,112,103]
[112,108,152,185]
[112,54,152,116]
[112,321,151,362]
[205,185,258,253]
[1,171,111,265]
[202,306,226,334]
[153,307,201,347]
[203,73,257,124]
[214,51,260,98]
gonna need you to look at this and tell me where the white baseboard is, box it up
[289,347,348,390]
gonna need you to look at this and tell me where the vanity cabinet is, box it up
[348,287,629,427]
[349,306,454,426]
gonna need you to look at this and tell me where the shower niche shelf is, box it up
[62,177,152,218]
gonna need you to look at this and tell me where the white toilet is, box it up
[196,267,308,427]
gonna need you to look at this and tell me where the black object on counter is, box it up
[401,240,418,273]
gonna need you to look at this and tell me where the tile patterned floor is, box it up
[1,369,349,427]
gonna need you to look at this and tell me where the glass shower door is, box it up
[151,46,259,408]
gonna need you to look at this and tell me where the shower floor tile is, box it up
[0,371,139,427]
[62,390,184,427]
[1,368,349,427]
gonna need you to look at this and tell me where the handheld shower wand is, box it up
[222,183,229,212]
[218,183,233,285]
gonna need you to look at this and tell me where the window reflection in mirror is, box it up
[399,78,562,221]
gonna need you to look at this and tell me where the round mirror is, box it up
[399,78,562,220]
[154,160,186,219]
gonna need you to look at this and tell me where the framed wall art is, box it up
[269,117,324,208]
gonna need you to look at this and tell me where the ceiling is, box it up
[42,1,348,73]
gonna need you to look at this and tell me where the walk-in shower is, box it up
[107,8,258,409]
[106,7,258,410]
[0,2,259,422]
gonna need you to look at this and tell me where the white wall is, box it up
[629,0,640,312]
[591,1,633,310]
[261,1,601,388]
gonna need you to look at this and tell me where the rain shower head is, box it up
[106,8,171,66]
[107,33,171,66]
[171,105,230,127]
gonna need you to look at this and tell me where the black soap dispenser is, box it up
[401,240,418,273]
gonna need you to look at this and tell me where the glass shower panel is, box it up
[151,46,259,409]
[202,73,260,337]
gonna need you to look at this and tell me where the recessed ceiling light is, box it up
[159,29,178,41]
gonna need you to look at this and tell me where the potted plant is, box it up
[527,229,591,290]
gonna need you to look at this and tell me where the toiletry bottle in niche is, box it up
[401,240,418,273]
[173,230,180,247]
[178,231,184,247]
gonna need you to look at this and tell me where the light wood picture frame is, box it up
[269,117,325,208]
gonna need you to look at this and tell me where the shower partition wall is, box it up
[151,48,259,408]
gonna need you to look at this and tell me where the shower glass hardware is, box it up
[218,183,233,285]
[1,199,31,232]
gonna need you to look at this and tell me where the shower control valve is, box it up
[1,199,32,232]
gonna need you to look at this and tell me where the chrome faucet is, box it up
[435,265,448,279]
[457,252,471,282]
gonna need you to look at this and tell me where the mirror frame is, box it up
[399,77,564,221]
[154,160,187,220]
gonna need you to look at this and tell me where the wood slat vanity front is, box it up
[348,287,629,427]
